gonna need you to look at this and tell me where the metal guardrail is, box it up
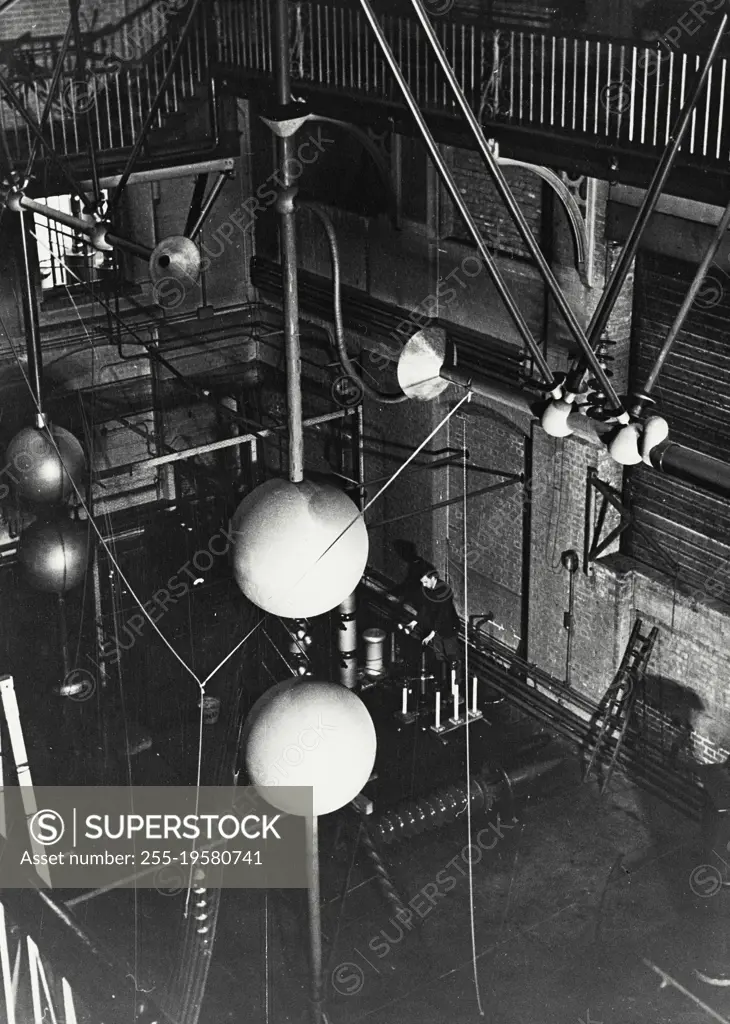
[216,0,730,172]
[0,0,214,162]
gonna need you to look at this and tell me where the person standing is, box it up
[399,559,461,685]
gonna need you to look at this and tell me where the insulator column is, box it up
[287,619,312,677]
[336,592,357,689]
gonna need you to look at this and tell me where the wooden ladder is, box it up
[583,618,659,795]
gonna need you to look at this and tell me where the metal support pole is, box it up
[580,15,728,362]
[274,0,305,483]
[12,194,153,260]
[636,195,730,409]
[188,171,233,241]
[18,212,43,420]
[408,0,621,411]
[305,814,324,1024]
[357,0,557,389]
[80,157,236,192]
[68,0,102,211]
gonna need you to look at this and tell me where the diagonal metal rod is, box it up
[0,70,94,211]
[68,0,102,212]
[636,194,730,409]
[358,0,556,388]
[22,19,74,183]
[576,14,728,381]
[408,0,622,410]
[19,212,43,417]
[109,0,206,211]
[187,170,232,240]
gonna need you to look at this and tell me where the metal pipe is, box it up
[337,591,358,689]
[105,232,154,260]
[637,194,730,406]
[439,363,730,498]
[274,0,305,483]
[15,194,154,259]
[18,213,43,417]
[142,410,350,469]
[110,0,206,209]
[80,158,236,191]
[408,0,621,411]
[649,440,730,499]
[306,814,325,1024]
[188,170,232,240]
[357,0,556,389]
[68,0,102,212]
[581,15,728,362]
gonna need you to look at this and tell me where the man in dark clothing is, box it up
[399,560,461,684]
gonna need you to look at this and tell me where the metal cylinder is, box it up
[337,592,358,689]
[287,618,311,677]
[363,628,386,677]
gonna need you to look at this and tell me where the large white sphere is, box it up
[231,479,368,617]
[244,679,377,816]
[18,517,90,593]
[5,425,86,505]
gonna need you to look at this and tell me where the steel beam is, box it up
[79,158,236,192]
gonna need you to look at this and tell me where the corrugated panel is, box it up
[627,251,730,602]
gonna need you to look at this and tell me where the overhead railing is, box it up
[0,0,215,162]
[215,0,730,173]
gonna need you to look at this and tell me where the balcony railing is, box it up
[0,0,214,164]
[215,0,730,172]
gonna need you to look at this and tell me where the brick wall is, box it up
[0,0,128,41]
[446,148,543,262]
[447,405,527,649]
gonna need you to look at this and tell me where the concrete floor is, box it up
[67,707,729,1024]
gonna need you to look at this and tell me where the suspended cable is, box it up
[462,403,484,1016]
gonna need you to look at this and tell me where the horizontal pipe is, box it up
[133,409,351,470]
[17,195,153,259]
[80,157,236,191]
[105,232,154,260]
[439,365,730,498]
[650,441,730,499]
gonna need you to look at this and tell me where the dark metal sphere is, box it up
[5,425,86,505]
[18,518,91,593]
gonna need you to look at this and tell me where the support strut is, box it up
[357,0,559,393]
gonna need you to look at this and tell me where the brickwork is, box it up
[0,0,128,42]
[447,405,527,649]
[446,148,543,262]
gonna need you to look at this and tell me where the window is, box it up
[33,191,112,292]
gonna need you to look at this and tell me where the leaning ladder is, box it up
[583,618,659,795]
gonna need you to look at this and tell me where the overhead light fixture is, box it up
[608,423,642,466]
[640,416,670,465]
[541,394,575,438]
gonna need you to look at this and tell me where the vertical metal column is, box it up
[273,0,304,483]
[336,592,358,689]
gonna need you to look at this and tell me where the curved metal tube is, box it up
[299,200,407,404]
[497,158,590,285]
[306,114,400,228]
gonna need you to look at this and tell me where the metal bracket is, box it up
[497,157,593,287]
[584,467,679,577]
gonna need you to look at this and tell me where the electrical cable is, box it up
[462,405,484,1016]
